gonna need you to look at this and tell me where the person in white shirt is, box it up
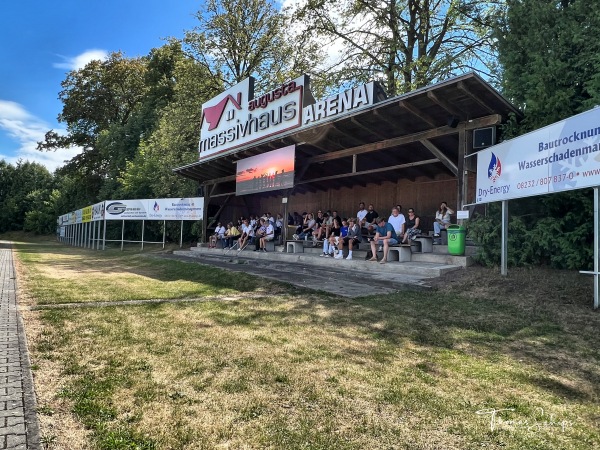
[434,201,454,236]
[388,207,406,240]
[209,222,226,248]
[260,221,275,252]
[356,202,368,228]
[237,219,254,251]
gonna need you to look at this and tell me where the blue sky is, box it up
[0,0,201,171]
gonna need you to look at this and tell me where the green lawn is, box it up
[12,236,600,450]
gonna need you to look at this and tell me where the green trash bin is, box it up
[447,225,466,256]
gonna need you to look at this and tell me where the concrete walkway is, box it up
[0,242,40,450]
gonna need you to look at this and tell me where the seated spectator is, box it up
[311,210,325,242]
[223,222,239,249]
[335,218,362,260]
[321,215,342,257]
[274,213,284,241]
[340,218,348,238]
[313,211,331,242]
[237,219,254,251]
[260,219,275,252]
[402,208,421,243]
[295,213,316,240]
[209,222,226,248]
[254,218,268,251]
[434,201,454,236]
[356,202,368,229]
[368,217,398,264]
[388,207,406,240]
[294,212,308,235]
[363,204,379,233]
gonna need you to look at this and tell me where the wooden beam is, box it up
[458,81,495,114]
[351,116,388,140]
[206,195,232,230]
[427,91,465,119]
[419,139,458,176]
[331,122,366,147]
[297,158,439,185]
[304,114,501,165]
[399,100,438,127]
[373,109,401,129]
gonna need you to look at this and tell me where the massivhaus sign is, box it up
[198,75,383,161]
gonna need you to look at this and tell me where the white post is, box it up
[162,220,166,249]
[595,188,599,309]
[180,220,184,248]
[501,200,508,276]
[141,220,145,251]
[102,219,107,250]
[121,220,125,251]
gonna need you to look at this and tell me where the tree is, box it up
[182,0,323,93]
[292,0,502,96]
[469,0,600,269]
[495,0,600,131]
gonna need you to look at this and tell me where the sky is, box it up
[0,0,202,172]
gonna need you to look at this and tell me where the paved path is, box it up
[0,242,40,450]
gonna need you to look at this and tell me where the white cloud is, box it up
[0,100,82,172]
[53,49,109,71]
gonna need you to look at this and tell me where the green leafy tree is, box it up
[182,0,323,93]
[292,0,502,96]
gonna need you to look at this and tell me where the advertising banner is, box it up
[92,202,105,221]
[476,107,600,203]
[75,209,83,224]
[146,198,204,220]
[236,145,295,195]
[82,206,92,223]
[103,198,204,221]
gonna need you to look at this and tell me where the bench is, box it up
[413,235,433,253]
[386,244,412,262]
[286,240,304,253]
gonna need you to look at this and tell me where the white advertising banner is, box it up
[75,209,83,224]
[104,198,204,221]
[476,107,600,203]
[92,202,105,221]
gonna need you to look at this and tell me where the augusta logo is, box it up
[488,152,502,182]
[106,202,126,215]
[201,93,242,131]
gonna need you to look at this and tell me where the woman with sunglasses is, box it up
[402,209,421,243]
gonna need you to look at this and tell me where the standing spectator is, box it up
[434,201,454,236]
[402,209,421,243]
[368,217,398,264]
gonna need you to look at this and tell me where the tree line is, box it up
[2,0,600,268]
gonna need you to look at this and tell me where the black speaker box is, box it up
[473,127,496,149]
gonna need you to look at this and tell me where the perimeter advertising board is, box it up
[476,107,600,203]
[103,198,204,221]
[92,202,105,221]
[236,145,295,195]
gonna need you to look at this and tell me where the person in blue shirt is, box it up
[368,217,398,264]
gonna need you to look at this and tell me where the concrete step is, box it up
[410,252,473,267]
[180,246,463,278]
[432,244,478,257]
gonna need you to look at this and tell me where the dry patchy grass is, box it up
[13,238,600,449]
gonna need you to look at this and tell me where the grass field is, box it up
[10,236,600,449]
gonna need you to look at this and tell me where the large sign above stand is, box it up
[236,145,295,195]
[476,107,600,203]
[199,76,308,161]
[198,75,383,162]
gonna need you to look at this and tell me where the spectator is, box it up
[223,223,239,249]
[295,213,316,240]
[260,219,275,251]
[313,211,331,242]
[335,218,362,260]
[209,222,226,248]
[237,219,254,251]
[254,219,267,251]
[321,215,342,257]
[388,207,406,239]
[357,202,368,228]
[275,213,284,241]
[402,208,421,243]
[368,217,398,264]
[434,201,454,236]
[363,204,379,233]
